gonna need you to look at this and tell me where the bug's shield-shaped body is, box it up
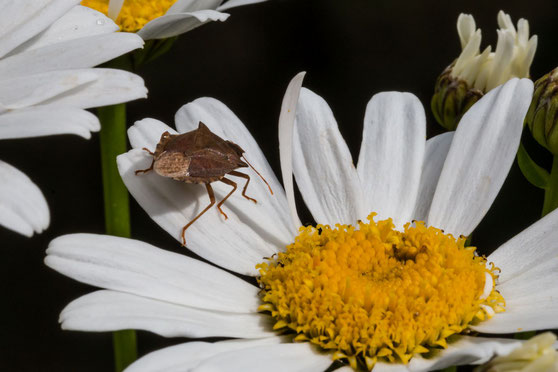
[136,121,272,247]
[152,123,248,183]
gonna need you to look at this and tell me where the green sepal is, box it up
[431,63,483,131]
[132,36,178,68]
[525,68,558,155]
[517,142,549,189]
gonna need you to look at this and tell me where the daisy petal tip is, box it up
[278,72,306,229]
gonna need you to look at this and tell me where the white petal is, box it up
[61,290,274,338]
[278,72,305,228]
[395,336,521,372]
[488,207,558,283]
[0,68,145,110]
[412,132,454,222]
[118,149,279,277]
[174,97,295,240]
[473,296,558,334]
[0,106,99,140]
[0,0,78,58]
[0,69,98,109]
[108,0,124,20]
[427,78,534,236]
[472,209,558,333]
[457,13,476,49]
[217,0,269,11]
[39,68,147,108]
[167,0,222,13]
[126,338,285,372]
[367,336,522,372]
[10,5,119,54]
[193,343,332,372]
[137,10,229,40]
[293,88,365,225]
[357,92,426,228]
[0,33,143,78]
[0,160,49,236]
[128,118,176,149]
[45,233,261,313]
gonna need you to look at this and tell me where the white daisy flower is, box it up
[0,0,147,237]
[45,74,557,372]
[81,0,269,40]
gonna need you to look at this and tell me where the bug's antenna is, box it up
[242,156,273,195]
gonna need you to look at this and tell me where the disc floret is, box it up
[257,214,504,370]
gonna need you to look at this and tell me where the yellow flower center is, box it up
[81,0,178,32]
[257,213,505,370]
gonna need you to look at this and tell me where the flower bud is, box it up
[475,332,558,372]
[432,11,537,130]
[431,63,483,131]
[525,68,558,155]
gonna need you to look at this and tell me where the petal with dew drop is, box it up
[0,0,78,58]
[10,5,119,54]
[0,160,49,237]
[60,290,274,339]
[357,92,426,228]
[427,78,533,237]
[46,233,261,314]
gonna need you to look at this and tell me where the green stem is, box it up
[112,330,137,372]
[98,103,137,371]
[99,104,131,237]
[542,155,558,217]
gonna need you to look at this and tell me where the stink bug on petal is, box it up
[135,122,273,246]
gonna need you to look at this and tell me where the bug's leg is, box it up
[217,177,238,220]
[142,147,154,155]
[229,170,257,203]
[181,183,216,247]
[135,148,156,175]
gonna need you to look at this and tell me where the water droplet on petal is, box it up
[96,18,106,25]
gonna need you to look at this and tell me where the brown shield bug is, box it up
[135,121,273,246]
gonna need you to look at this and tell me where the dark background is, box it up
[2,0,558,370]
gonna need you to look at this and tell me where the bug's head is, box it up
[154,131,175,157]
[225,140,245,157]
